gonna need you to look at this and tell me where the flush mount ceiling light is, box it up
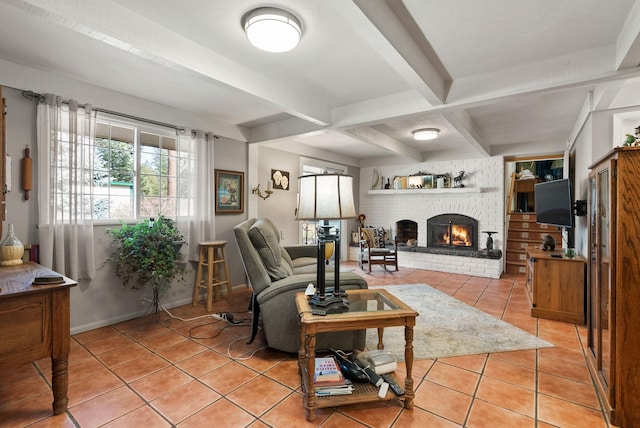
[412,128,440,141]
[242,7,302,53]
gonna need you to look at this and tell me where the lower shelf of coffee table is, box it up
[302,370,406,408]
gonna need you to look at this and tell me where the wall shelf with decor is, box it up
[367,188,482,195]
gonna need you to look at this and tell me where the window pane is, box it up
[110,196,134,219]
[160,199,176,216]
[140,197,161,217]
[93,197,110,220]
[141,151,161,175]
[140,174,160,196]
[87,116,190,221]
[160,176,172,196]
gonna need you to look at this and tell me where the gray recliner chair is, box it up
[234,218,369,354]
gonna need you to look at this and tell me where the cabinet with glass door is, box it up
[587,147,640,428]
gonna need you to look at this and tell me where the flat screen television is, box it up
[534,178,573,228]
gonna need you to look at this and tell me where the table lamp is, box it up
[296,173,356,314]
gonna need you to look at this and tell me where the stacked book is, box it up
[314,356,353,396]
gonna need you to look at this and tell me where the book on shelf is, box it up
[314,356,353,396]
[314,356,343,383]
[315,379,353,396]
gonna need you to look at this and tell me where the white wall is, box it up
[572,115,593,258]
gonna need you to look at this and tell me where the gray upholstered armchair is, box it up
[234,218,368,354]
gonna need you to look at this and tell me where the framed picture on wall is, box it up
[215,169,244,214]
[271,169,290,190]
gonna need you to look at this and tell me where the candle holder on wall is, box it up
[252,182,274,200]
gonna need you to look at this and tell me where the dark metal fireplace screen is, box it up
[395,219,417,243]
[427,214,478,251]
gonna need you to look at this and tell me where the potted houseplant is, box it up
[106,215,189,315]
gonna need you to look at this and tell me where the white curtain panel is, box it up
[36,95,96,280]
[180,130,216,261]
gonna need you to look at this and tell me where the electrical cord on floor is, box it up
[154,299,266,361]
[189,321,237,339]
[189,320,267,360]
[226,336,267,361]
[153,299,251,324]
[146,299,212,322]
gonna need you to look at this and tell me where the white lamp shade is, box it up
[242,7,301,53]
[296,174,356,220]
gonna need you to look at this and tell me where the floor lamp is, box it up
[296,173,356,315]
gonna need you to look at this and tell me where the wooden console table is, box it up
[525,248,586,324]
[296,289,418,421]
[0,262,77,415]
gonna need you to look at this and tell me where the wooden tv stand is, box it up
[525,248,586,324]
[0,262,77,415]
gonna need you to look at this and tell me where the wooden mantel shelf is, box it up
[367,188,483,195]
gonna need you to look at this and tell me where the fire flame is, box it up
[441,225,472,247]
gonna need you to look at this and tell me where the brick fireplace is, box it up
[356,157,505,278]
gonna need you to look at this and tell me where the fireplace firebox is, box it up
[395,219,417,243]
[427,214,478,251]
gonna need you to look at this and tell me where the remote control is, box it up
[378,382,389,398]
[381,373,404,396]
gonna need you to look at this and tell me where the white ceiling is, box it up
[1,0,640,166]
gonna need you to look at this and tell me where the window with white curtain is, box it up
[37,95,201,278]
[92,114,192,221]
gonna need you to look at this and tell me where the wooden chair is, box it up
[358,227,398,272]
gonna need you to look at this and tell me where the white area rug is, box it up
[366,284,553,361]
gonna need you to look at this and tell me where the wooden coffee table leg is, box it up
[403,324,415,409]
[377,327,385,349]
[298,320,305,371]
[305,331,317,421]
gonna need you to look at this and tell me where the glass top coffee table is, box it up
[295,288,418,421]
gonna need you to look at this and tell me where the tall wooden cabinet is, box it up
[587,147,640,427]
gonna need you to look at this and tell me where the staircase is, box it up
[505,212,563,274]
[505,173,563,275]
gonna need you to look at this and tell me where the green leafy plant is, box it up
[106,215,189,295]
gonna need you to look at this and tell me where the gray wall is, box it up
[3,87,38,246]
[255,146,301,246]
[213,136,248,286]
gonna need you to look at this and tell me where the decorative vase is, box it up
[0,223,24,266]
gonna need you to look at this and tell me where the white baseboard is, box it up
[70,284,251,335]
[70,296,194,335]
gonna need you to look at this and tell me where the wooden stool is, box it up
[192,240,233,312]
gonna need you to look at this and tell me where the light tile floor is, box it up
[0,263,615,427]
